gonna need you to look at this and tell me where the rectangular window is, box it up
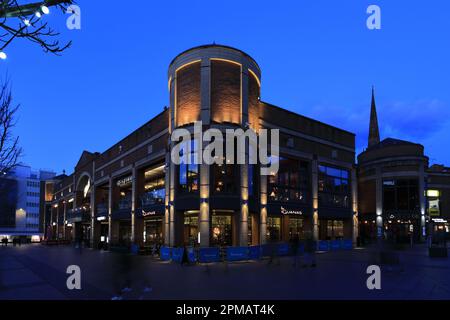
[383,179,419,213]
[268,157,309,203]
[178,140,199,193]
[318,165,350,208]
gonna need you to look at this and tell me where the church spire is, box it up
[368,86,380,148]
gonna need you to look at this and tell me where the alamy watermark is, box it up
[367,5,381,30]
[171,121,280,176]
[66,5,81,30]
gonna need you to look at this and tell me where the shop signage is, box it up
[432,218,447,223]
[116,176,132,187]
[281,206,303,215]
[142,210,156,217]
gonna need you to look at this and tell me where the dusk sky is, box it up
[1,0,449,174]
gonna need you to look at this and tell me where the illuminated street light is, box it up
[41,5,50,15]
[0,52,7,60]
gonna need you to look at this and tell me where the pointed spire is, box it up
[368,86,380,148]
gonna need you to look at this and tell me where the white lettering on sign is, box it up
[281,207,303,215]
[117,176,133,187]
[142,210,157,217]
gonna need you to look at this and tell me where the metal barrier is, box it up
[160,246,171,261]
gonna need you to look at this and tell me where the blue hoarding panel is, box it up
[249,246,261,260]
[318,240,330,251]
[187,247,197,263]
[226,247,249,261]
[130,244,139,255]
[331,240,341,250]
[297,243,305,255]
[261,244,272,257]
[160,246,171,261]
[342,239,353,250]
[199,247,220,263]
[171,247,184,263]
[278,243,290,256]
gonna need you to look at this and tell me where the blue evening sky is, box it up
[1,0,449,174]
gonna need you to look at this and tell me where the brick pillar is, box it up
[260,173,268,245]
[107,177,113,246]
[90,183,96,248]
[351,167,359,244]
[312,159,319,241]
[375,166,383,243]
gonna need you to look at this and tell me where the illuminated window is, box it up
[178,140,199,193]
[318,165,350,208]
[268,157,309,203]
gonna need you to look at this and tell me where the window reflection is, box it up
[268,157,309,203]
[318,165,350,208]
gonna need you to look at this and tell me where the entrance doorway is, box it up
[287,216,304,241]
[211,214,232,247]
[267,216,281,242]
[184,213,198,246]
[144,217,163,245]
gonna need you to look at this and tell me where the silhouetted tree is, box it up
[0,0,73,55]
[0,79,22,175]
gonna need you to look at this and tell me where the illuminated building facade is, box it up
[358,89,450,243]
[0,165,55,242]
[45,45,358,249]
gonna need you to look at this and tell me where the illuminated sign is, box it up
[427,190,440,198]
[142,210,156,217]
[281,207,303,215]
[117,176,133,187]
[97,216,107,221]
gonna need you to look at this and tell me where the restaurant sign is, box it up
[281,206,303,215]
[117,176,132,187]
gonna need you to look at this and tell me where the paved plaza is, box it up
[0,244,449,300]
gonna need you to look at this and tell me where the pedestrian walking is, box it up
[291,236,301,268]
[268,242,280,266]
[303,236,316,268]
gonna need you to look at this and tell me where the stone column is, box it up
[131,166,136,244]
[311,159,319,241]
[260,173,268,245]
[419,164,426,242]
[351,167,359,244]
[238,67,249,247]
[63,201,67,239]
[56,203,59,239]
[90,184,96,248]
[169,160,176,247]
[198,58,212,247]
[108,177,113,246]
[164,153,170,246]
[375,166,383,243]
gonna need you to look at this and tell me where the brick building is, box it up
[358,89,450,243]
[43,45,358,250]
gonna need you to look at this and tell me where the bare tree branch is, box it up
[0,0,73,54]
[0,78,22,175]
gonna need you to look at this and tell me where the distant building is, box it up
[358,88,450,243]
[0,165,55,242]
